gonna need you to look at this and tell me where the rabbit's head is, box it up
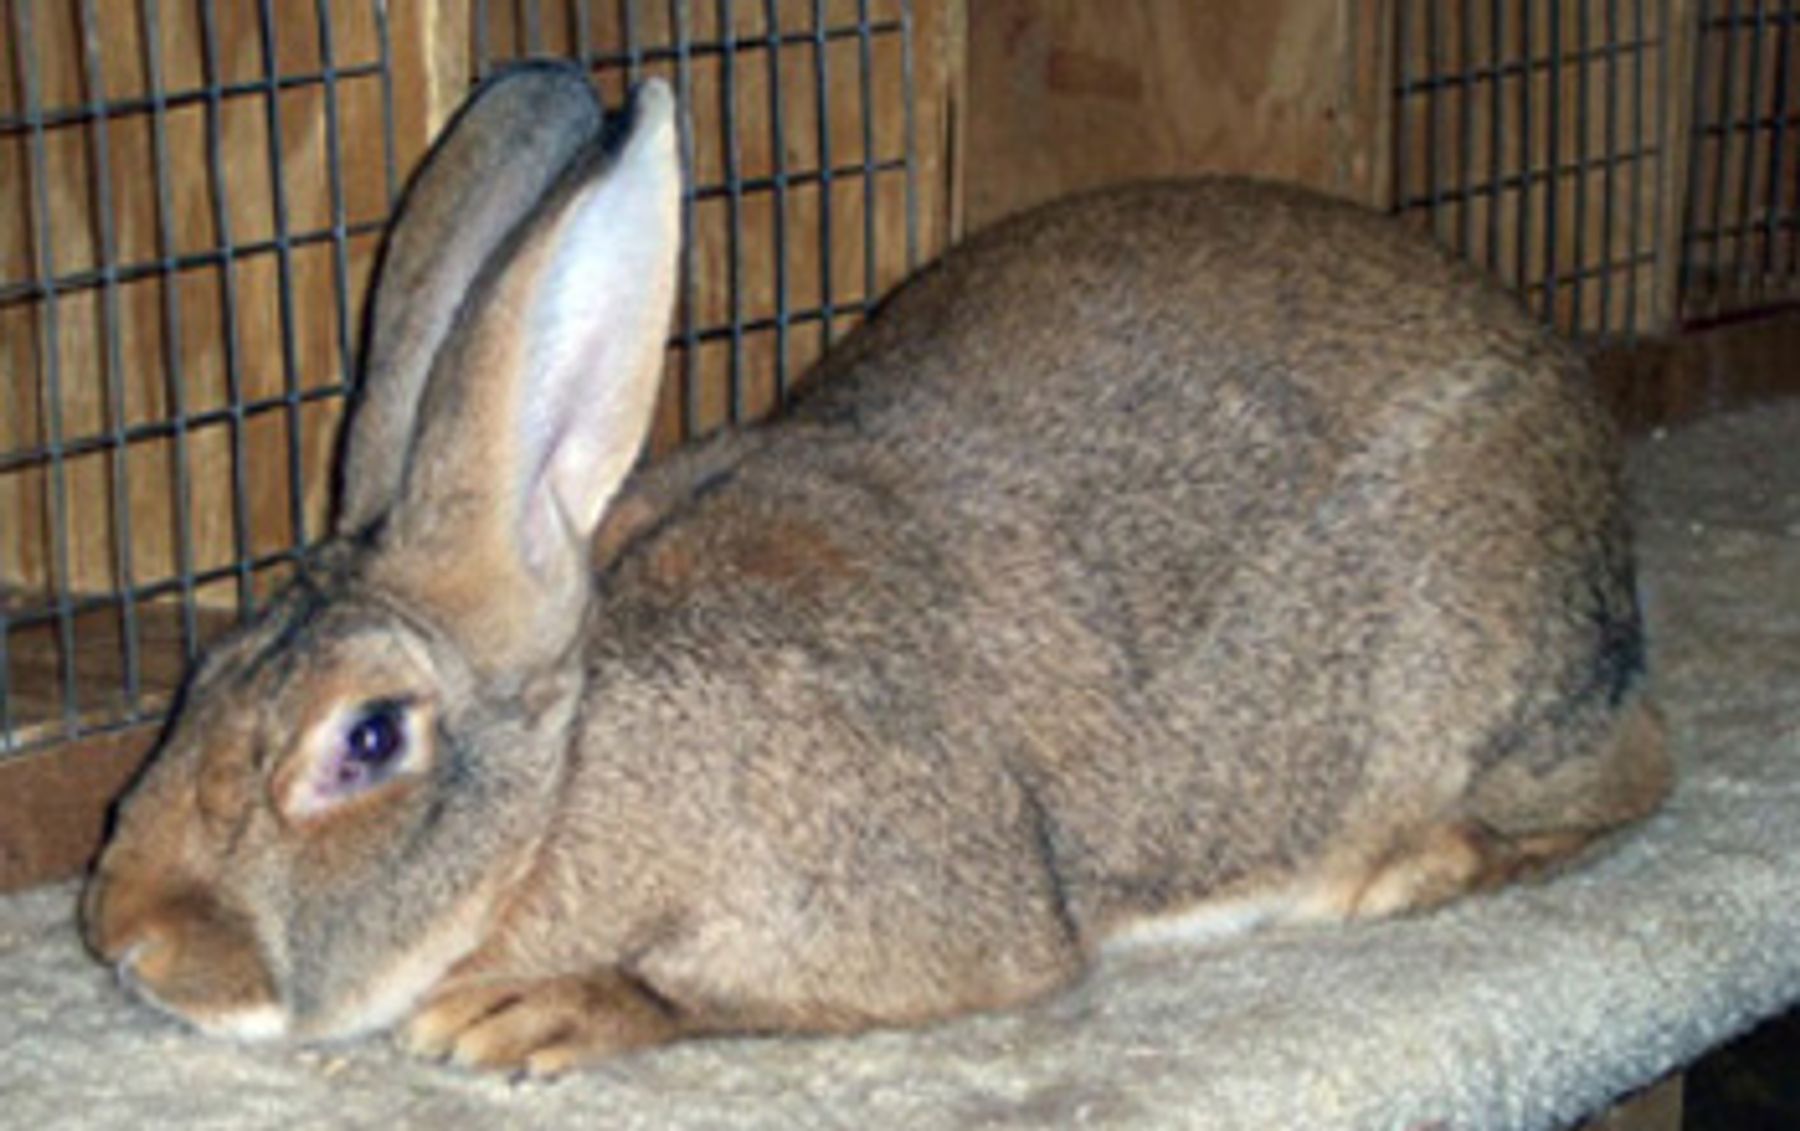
[82,64,682,1042]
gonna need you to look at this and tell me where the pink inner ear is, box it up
[517,412,583,580]
[504,94,681,571]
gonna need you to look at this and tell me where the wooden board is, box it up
[1580,1073,1684,1131]
[959,0,1392,231]
[957,0,1701,342]
[0,722,158,893]
[1590,306,1800,433]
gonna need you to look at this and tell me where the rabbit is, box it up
[82,60,1672,1077]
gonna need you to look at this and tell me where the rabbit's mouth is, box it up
[113,938,290,1042]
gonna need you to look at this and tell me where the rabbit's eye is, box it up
[276,696,426,822]
[338,701,408,787]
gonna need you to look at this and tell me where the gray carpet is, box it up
[2,401,1797,1130]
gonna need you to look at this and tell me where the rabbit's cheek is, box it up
[281,863,515,1043]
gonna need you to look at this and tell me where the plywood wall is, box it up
[960,0,1393,230]
[960,0,1698,344]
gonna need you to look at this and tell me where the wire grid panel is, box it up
[0,1,926,758]
[474,0,921,453]
[0,2,399,754]
[1680,1,1800,321]
[1392,0,1674,339]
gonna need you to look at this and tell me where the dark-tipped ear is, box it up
[335,62,604,537]
[368,80,683,673]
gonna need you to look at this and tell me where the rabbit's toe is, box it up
[400,972,682,1076]
[400,981,524,1062]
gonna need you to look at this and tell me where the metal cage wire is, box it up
[463,0,922,438]
[1391,0,1676,340]
[0,0,921,757]
[1,1,402,755]
[1394,0,1800,335]
[1680,0,1800,320]
[15,1,1794,761]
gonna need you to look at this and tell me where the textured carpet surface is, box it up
[2,402,1797,1130]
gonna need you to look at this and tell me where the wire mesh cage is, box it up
[472,1,930,450]
[0,0,945,758]
[1390,0,1678,340]
[5,0,1795,767]
[1680,0,1800,322]
[1393,0,1800,338]
[2,2,402,755]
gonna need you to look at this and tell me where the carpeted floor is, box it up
[1,401,1797,1131]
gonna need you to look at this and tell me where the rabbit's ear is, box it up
[336,62,604,536]
[370,80,682,672]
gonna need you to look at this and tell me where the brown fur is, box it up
[84,65,1670,1076]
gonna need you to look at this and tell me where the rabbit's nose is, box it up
[81,865,167,967]
[82,870,191,980]
[101,906,180,990]
[80,868,131,963]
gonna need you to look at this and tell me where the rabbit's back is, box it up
[579,178,1648,961]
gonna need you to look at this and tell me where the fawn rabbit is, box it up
[84,63,1670,1076]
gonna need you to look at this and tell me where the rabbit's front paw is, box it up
[400,970,683,1077]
